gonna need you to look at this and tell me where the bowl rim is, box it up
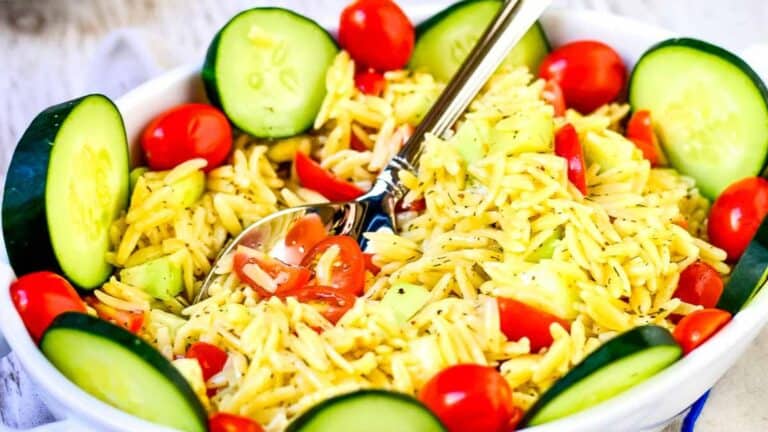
[1,6,765,432]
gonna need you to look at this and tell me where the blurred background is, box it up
[1,0,768,431]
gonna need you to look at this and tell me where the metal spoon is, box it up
[196,0,552,302]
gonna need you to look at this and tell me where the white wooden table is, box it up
[2,1,768,430]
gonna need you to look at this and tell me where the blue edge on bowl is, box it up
[681,390,710,432]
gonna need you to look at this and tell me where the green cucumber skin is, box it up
[202,7,338,138]
[520,325,679,426]
[41,312,208,430]
[718,216,768,313]
[3,97,85,278]
[286,389,447,432]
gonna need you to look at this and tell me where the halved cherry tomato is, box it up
[85,297,144,334]
[554,123,588,195]
[363,252,380,275]
[186,342,228,381]
[294,151,365,202]
[283,213,328,265]
[673,262,724,309]
[208,413,264,432]
[350,132,370,152]
[419,364,514,432]
[141,103,232,171]
[355,69,387,96]
[339,0,415,71]
[541,80,566,117]
[708,177,768,261]
[497,297,570,352]
[233,251,311,297]
[626,110,663,166]
[395,198,426,213]
[539,40,626,114]
[673,308,731,355]
[302,235,366,295]
[10,271,87,341]
[282,286,356,324]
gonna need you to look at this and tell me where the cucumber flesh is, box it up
[410,0,549,82]
[40,313,207,432]
[521,325,681,426]
[718,215,768,313]
[2,94,129,289]
[203,8,338,138]
[380,283,430,325]
[629,38,768,198]
[287,390,446,432]
[120,252,184,300]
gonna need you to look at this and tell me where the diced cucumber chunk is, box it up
[120,253,184,300]
[380,283,431,325]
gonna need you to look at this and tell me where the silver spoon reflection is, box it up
[195,0,552,302]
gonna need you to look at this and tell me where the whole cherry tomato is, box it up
[186,342,228,381]
[10,271,87,341]
[497,297,571,352]
[338,0,415,71]
[233,251,311,297]
[281,286,357,324]
[208,413,263,432]
[673,262,724,308]
[302,235,366,295]
[626,110,663,166]
[539,40,627,113]
[419,364,514,432]
[708,177,768,261]
[673,308,731,355]
[554,124,588,195]
[141,103,232,171]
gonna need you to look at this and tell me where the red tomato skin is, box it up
[708,177,768,261]
[673,262,724,308]
[554,124,588,195]
[294,152,365,202]
[11,272,87,341]
[187,342,228,381]
[208,413,264,432]
[541,80,566,117]
[233,252,311,297]
[673,308,731,355]
[419,364,514,432]
[85,297,144,334]
[363,252,380,275]
[626,110,663,166]
[539,40,626,113]
[283,213,328,265]
[302,235,366,295]
[281,286,356,324]
[355,70,387,96]
[141,103,232,171]
[338,0,415,71]
[497,298,570,352]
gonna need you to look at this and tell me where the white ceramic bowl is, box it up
[2,5,768,432]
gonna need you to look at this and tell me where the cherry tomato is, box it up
[283,213,328,265]
[355,69,387,96]
[85,297,144,334]
[673,262,724,309]
[10,272,87,341]
[395,198,426,213]
[141,103,232,171]
[673,308,731,355]
[497,297,570,352]
[419,364,514,432]
[708,177,768,261]
[338,0,414,71]
[505,406,524,432]
[363,252,380,275]
[233,251,311,297]
[186,342,228,381]
[554,124,588,195]
[541,80,566,117]
[282,286,356,324]
[302,235,366,295]
[539,40,627,113]
[626,110,664,166]
[350,132,370,152]
[208,413,264,432]
[294,151,365,202]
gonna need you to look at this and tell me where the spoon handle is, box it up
[370,0,552,199]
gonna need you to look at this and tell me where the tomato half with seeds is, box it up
[233,251,311,297]
[283,213,328,265]
[282,286,356,324]
[302,235,366,295]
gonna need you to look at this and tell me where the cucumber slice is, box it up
[718,216,768,313]
[629,38,768,199]
[2,94,130,289]
[40,313,207,432]
[521,325,681,426]
[203,8,338,138]
[410,0,550,82]
[287,390,446,432]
